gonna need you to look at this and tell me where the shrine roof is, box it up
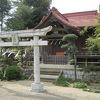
[35,7,75,29]
[64,10,99,27]
[35,7,100,28]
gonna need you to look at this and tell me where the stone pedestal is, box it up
[31,83,44,92]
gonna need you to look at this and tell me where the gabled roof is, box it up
[35,7,75,29]
[35,7,100,29]
[64,10,99,27]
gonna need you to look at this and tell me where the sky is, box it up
[51,0,100,13]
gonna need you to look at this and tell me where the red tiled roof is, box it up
[35,7,100,28]
[35,7,76,29]
[64,10,99,27]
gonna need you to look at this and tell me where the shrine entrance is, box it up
[0,26,52,92]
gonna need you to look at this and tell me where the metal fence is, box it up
[40,52,100,65]
[22,51,100,65]
[41,55,68,64]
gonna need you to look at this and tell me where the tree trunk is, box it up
[20,49,23,67]
[67,52,71,64]
[74,54,77,80]
[0,16,3,31]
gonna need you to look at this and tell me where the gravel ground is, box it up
[0,80,100,100]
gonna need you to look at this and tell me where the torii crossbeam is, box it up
[0,26,52,92]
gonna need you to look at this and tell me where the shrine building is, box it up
[34,7,100,64]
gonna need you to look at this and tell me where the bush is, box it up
[65,78,74,83]
[0,70,3,80]
[81,80,90,85]
[69,59,75,65]
[5,66,23,81]
[73,82,87,88]
[53,76,70,87]
[83,66,100,72]
[83,87,100,93]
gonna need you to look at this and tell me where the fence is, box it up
[21,51,100,65]
[42,55,67,64]
[40,51,100,65]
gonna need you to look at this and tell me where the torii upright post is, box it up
[0,26,52,92]
[32,26,52,92]
[32,36,42,92]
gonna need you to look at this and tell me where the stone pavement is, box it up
[0,80,100,100]
[0,81,74,100]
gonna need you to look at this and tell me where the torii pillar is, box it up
[32,26,52,92]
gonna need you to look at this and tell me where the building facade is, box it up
[35,7,100,65]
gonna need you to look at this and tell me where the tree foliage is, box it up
[61,34,78,53]
[6,0,52,30]
[0,0,11,31]
[6,4,33,30]
[80,27,88,36]
[61,34,78,80]
[86,19,100,51]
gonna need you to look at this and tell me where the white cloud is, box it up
[51,0,100,13]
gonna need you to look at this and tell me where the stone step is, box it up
[40,71,60,75]
[40,64,74,70]
[24,64,75,80]
[40,74,58,79]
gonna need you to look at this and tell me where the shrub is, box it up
[81,79,90,85]
[73,82,87,88]
[83,87,100,93]
[53,76,70,87]
[69,59,75,65]
[83,66,100,72]
[5,66,23,81]
[0,70,3,80]
[65,78,74,83]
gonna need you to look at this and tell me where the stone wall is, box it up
[64,70,100,82]
[24,68,100,82]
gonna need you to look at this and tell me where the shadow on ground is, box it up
[2,86,75,100]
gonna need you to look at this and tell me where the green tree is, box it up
[0,0,11,31]
[6,0,52,30]
[6,4,33,30]
[61,34,78,80]
[61,34,78,62]
[86,19,100,51]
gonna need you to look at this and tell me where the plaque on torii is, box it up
[0,26,52,92]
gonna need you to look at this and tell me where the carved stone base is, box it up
[31,83,44,92]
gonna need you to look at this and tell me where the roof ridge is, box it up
[51,7,69,21]
[63,10,97,16]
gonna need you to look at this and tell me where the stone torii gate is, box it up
[0,26,52,92]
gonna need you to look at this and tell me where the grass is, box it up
[83,87,100,93]
[72,82,88,89]
[53,76,71,87]
[53,76,100,93]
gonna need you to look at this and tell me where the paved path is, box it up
[0,80,100,100]
[0,81,74,100]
